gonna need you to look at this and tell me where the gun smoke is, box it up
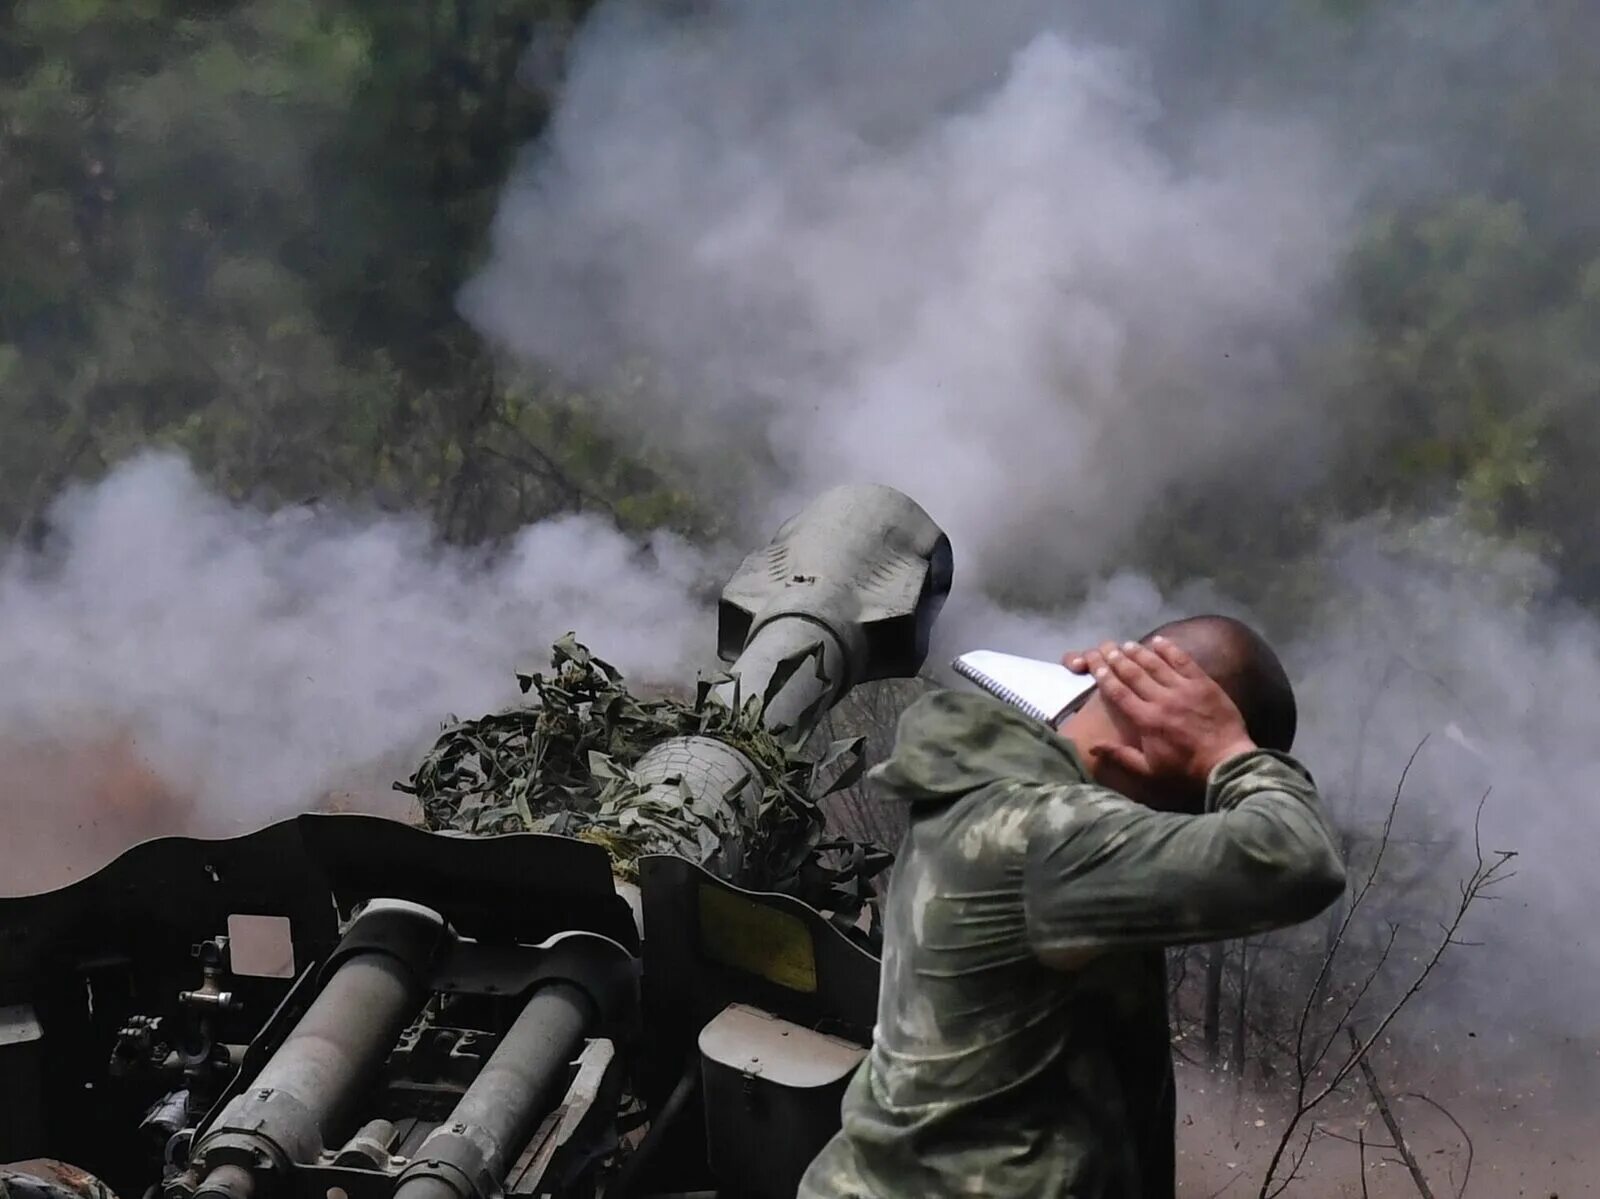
[464,1,1353,594]
[0,453,713,892]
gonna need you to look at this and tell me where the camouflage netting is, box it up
[399,636,893,941]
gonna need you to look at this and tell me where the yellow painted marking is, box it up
[697,883,818,993]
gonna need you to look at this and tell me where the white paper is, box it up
[951,650,1097,724]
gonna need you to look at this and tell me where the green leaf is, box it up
[761,641,824,713]
[813,736,868,797]
[587,751,626,781]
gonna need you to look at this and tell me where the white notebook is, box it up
[952,650,1097,726]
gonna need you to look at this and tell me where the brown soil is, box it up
[1175,1060,1594,1197]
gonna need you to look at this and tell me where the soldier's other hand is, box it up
[1079,636,1257,786]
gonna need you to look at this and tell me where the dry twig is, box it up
[1255,773,1515,1199]
[1404,1091,1473,1199]
[1352,1028,1435,1199]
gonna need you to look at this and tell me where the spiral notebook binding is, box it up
[950,649,1096,727]
[951,656,1055,724]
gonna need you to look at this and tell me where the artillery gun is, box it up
[0,485,952,1199]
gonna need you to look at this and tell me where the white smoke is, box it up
[1286,522,1600,1045]
[0,452,713,862]
[461,1,1350,594]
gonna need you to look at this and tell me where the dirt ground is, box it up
[1175,1058,1593,1197]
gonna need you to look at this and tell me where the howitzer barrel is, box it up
[622,485,951,884]
[403,483,951,888]
[713,617,848,743]
[248,954,414,1128]
[183,901,451,1197]
[391,982,595,1199]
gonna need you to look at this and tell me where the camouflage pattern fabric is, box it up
[798,690,1346,1198]
[0,1162,118,1199]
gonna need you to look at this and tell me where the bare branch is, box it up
[1358,1129,1370,1199]
[1312,844,1512,1116]
[1256,767,1512,1199]
[1200,1172,1245,1199]
[1264,1123,1318,1199]
[1404,1091,1473,1199]
[1353,1030,1435,1199]
[1293,738,1427,1078]
[1319,1129,1397,1151]
[1303,920,1401,1080]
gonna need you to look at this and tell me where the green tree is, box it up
[0,0,704,548]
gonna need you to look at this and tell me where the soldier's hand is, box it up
[1074,637,1257,785]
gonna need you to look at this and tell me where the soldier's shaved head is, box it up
[1140,614,1297,752]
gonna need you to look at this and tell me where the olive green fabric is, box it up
[798,690,1346,1198]
[0,1163,118,1199]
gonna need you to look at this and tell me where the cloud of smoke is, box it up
[461,0,1351,594]
[0,452,713,889]
[1287,523,1600,1049]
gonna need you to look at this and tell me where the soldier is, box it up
[798,615,1346,1198]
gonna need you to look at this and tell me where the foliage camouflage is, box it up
[400,635,892,936]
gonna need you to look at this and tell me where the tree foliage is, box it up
[0,0,703,548]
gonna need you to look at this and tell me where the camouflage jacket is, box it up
[798,690,1346,1198]
[0,1163,118,1199]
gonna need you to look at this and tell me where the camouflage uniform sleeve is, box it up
[0,1163,120,1199]
[1022,749,1346,968]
